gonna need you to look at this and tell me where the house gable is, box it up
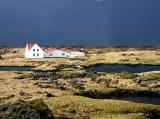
[25,43,44,58]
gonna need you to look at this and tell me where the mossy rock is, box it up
[0,99,53,119]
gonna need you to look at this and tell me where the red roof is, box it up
[26,43,36,50]
[45,47,56,53]
[64,50,75,53]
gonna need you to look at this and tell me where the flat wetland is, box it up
[0,47,160,119]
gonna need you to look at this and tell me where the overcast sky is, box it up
[0,0,160,46]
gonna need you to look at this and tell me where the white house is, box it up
[64,50,85,59]
[25,43,44,58]
[44,48,68,58]
[25,43,85,59]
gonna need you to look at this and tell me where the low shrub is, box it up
[60,71,87,79]
[30,70,86,80]
[96,50,106,54]
[56,64,76,69]
[35,81,66,90]
[95,78,111,84]
[30,72,53,80]
[119,71,137,79]
[30,72,61,80]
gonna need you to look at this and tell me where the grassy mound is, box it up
[45,96,160,119]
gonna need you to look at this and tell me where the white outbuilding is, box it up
[44,48,69,58]
[64,50,85,59]
[25,43,44,58]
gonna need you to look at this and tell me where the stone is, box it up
[70,79,85,89]
[56,83,66,90]
[46,93,55,98]
[133,79,143,84]
[19,91,31,97]
[110,80,119,84]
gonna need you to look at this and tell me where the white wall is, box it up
[25,44,44,58]
[25,45,29,58]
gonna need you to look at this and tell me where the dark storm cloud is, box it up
[0,0,160,46]
[108,0,160,45]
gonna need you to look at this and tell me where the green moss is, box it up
[142,73,160,80]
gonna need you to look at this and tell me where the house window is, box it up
[37,49,39,51]
[33,53,35,57]
[33,49,35,52]
[37,53,39,56]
